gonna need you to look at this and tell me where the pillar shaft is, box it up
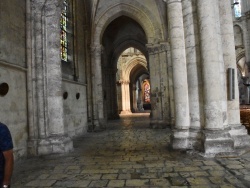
[182,0,203,150]
[197,0,234,156]
[220,0,250,150]
[167,0,190,129]
[160,42,171,125]
[219,0,241,125]
[91,45,105,128]
[197,0,227,130]
[120,80,131,114]
[245,12,250,66]
[182,0,203,130]
[147,44,163,126]
[167,0,190,150]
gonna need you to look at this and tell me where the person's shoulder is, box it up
[0,122,9,132]
[0,122,7,128]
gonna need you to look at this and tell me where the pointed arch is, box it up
[93,2,164,44]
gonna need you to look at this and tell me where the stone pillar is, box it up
[91,45,106,129]
[182,0,203,150]
[27,0,73,156]
[166,43,175,127]
[147,44,163,127]
[86,45,94,131]
[159,42,171,126]
[137,83,144,111]
[244,11,250,71]
[120,80,132,114]
[219,0,250,150]
[132,84,138,112]
[167,0,190,149]
[197,0,234,156]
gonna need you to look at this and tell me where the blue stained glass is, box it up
[60,0,68,62]
[234,0,242,18]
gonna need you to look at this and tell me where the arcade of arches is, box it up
[1,0,250,160]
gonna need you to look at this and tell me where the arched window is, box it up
[234,0,242,18]
[60,0,68,62]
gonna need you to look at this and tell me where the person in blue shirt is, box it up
[0,122,13,188]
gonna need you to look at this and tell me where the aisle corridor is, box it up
[12,114,250,187]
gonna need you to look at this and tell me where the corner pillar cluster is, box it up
[164,0,250,156]
[27,0,73,156]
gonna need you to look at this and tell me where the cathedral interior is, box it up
[1,0,250,167]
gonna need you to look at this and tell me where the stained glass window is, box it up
[60,0,68,62]
[144,83,150,103]
[234,0,241,18]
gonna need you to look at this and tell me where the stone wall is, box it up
[0,65,27,159]
[0,0,27,159]
[61,0,88,137]
[62,81,88,138]
[0,0,26,67]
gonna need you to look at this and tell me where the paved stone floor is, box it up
[12,114,250,188]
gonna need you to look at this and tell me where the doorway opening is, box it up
[116,47,150,115]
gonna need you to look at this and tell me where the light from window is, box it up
[144,83,150,103]
[234,0,242,18]
[60,0,68,62]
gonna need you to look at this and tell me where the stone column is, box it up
[132,84,138,112]
[147,44,163,127]
[137,82,144,111]
[166,43,175,127]
[159,42,171,126]
[197,0,234,156]
[219,0,250,150]
[120,80,132,114]
[245,11,250,70]
[167,0,190,149]
[91,45,106,129]
[182,0,203,150]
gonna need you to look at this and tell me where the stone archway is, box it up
[93,2,164,45]
[91,1,167,125]
[117,50,148,115]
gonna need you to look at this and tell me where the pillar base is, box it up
[28,136,73,156]
[150,119,168,129]
[202,130,234,157]
[229,124,250,152]
[120,110,132,115]
[92,118,107,132]
[171,129,189,150]
[188,129,203,151]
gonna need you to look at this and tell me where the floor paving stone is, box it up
[11,114,250,187]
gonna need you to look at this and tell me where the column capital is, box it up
[146,43,161,55]
[160,42,170,52]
